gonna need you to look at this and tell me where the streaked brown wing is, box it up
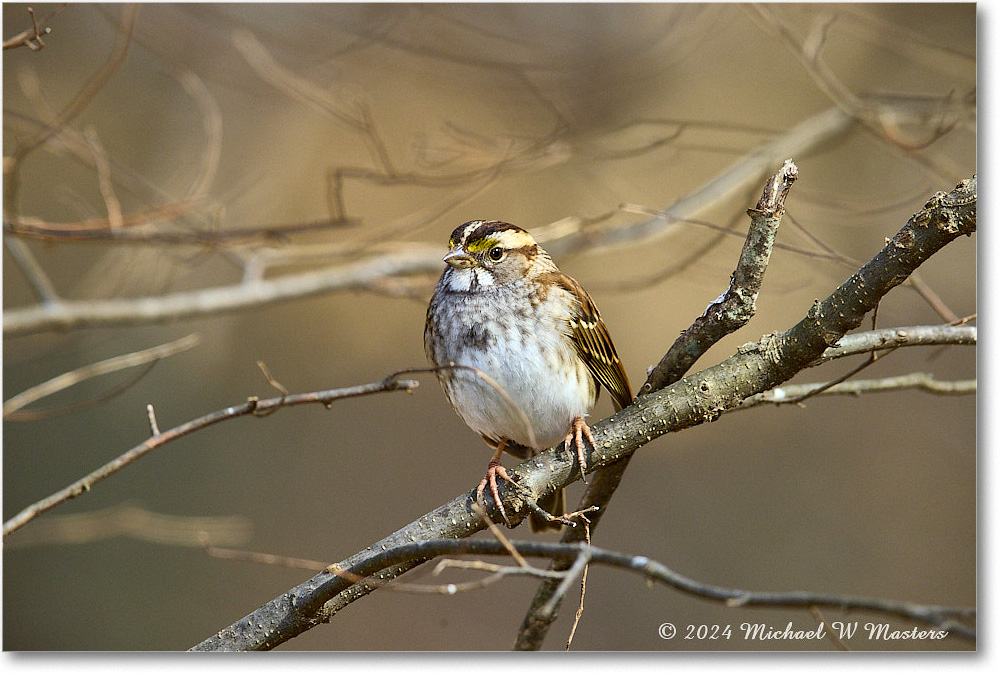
[558,274,633,411]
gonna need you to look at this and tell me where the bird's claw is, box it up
[564,416,597,483]
[476,459,515,527]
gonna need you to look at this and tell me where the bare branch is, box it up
[565,521,591,651]
[82,126,124,230]
[204,544,562,595]
[906,272,959,323]
[517,159,796,650]
[4,200,202,239]
[3,213,358,244]
[741,373,975,408]
[3,334,201,419]
[2,4,68,51]
[642,159,797,395]
[191,174,975,652]
[534,106,854,257]
[146,404,160,436]
[2,245,444,337]
[3,503,252,549]
[3,236,59,303]
[176,72,223,203]
[744,5,970,183]
[2,373,419,537]
[5,4,139,214]
[194,538,973,651]
[5,364,158,422]
[231,28,367,133]
[812,325,976,365]
[2,104,855,338]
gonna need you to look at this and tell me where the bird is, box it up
[424,220,632,530]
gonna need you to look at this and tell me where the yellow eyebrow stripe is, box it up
[465,238,499,253]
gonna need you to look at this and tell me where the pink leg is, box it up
[564,416,597,483]
[476,439,515,526]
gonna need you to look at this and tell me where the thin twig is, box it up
[6,4,139,214]
[252,361,289,417]
[3,334,201,418]
[82,126,123,230]
[3,236,59,303]
[906,272,959,323]
[619,203,850,266]
[205,543,565,596]
[4,213,358,244]
[2,373,419,537]
[810,606,851,651]
[146,404,160,436]
[565,519,592,651]
[533,106,854,258]
[780,306,889,406]
[4,364,158,422]
[4,503,252,549]
[2,4,67,51]
[472,503,529,568]
[176,72,223,203]
[4,200,202,238]
[205,545,330,572]
[740,373,975,408]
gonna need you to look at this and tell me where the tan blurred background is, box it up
[3,3,975,650]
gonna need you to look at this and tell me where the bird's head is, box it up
[440,220,549,289]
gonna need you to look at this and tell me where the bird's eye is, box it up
[488,246,504,262]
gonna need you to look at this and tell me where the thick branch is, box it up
[192,175,975,651]
[642,159,798,394]
[517,159,797,649]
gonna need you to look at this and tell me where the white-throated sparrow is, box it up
[425,220,632,530]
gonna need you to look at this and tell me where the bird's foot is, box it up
[564,415,597,483]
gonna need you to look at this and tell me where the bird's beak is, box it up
[443,247,475,269]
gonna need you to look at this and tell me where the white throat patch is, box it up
[446,267,495,291]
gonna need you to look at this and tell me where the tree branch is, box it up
[5,4,139,215]
[2,103,856,338]
[191,174,975,651]
[215,538,979,642]
[811,324,976,365]
[3,333,201,419]
[2,4,68,51]
[516,158,798,650]
[740,373,975,408]
[641,158,798,395]
[2,374,419,538]
[2,246,443,337]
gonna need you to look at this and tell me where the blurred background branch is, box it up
[3,4,974,651]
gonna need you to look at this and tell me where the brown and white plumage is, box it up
[425,220,632,530]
